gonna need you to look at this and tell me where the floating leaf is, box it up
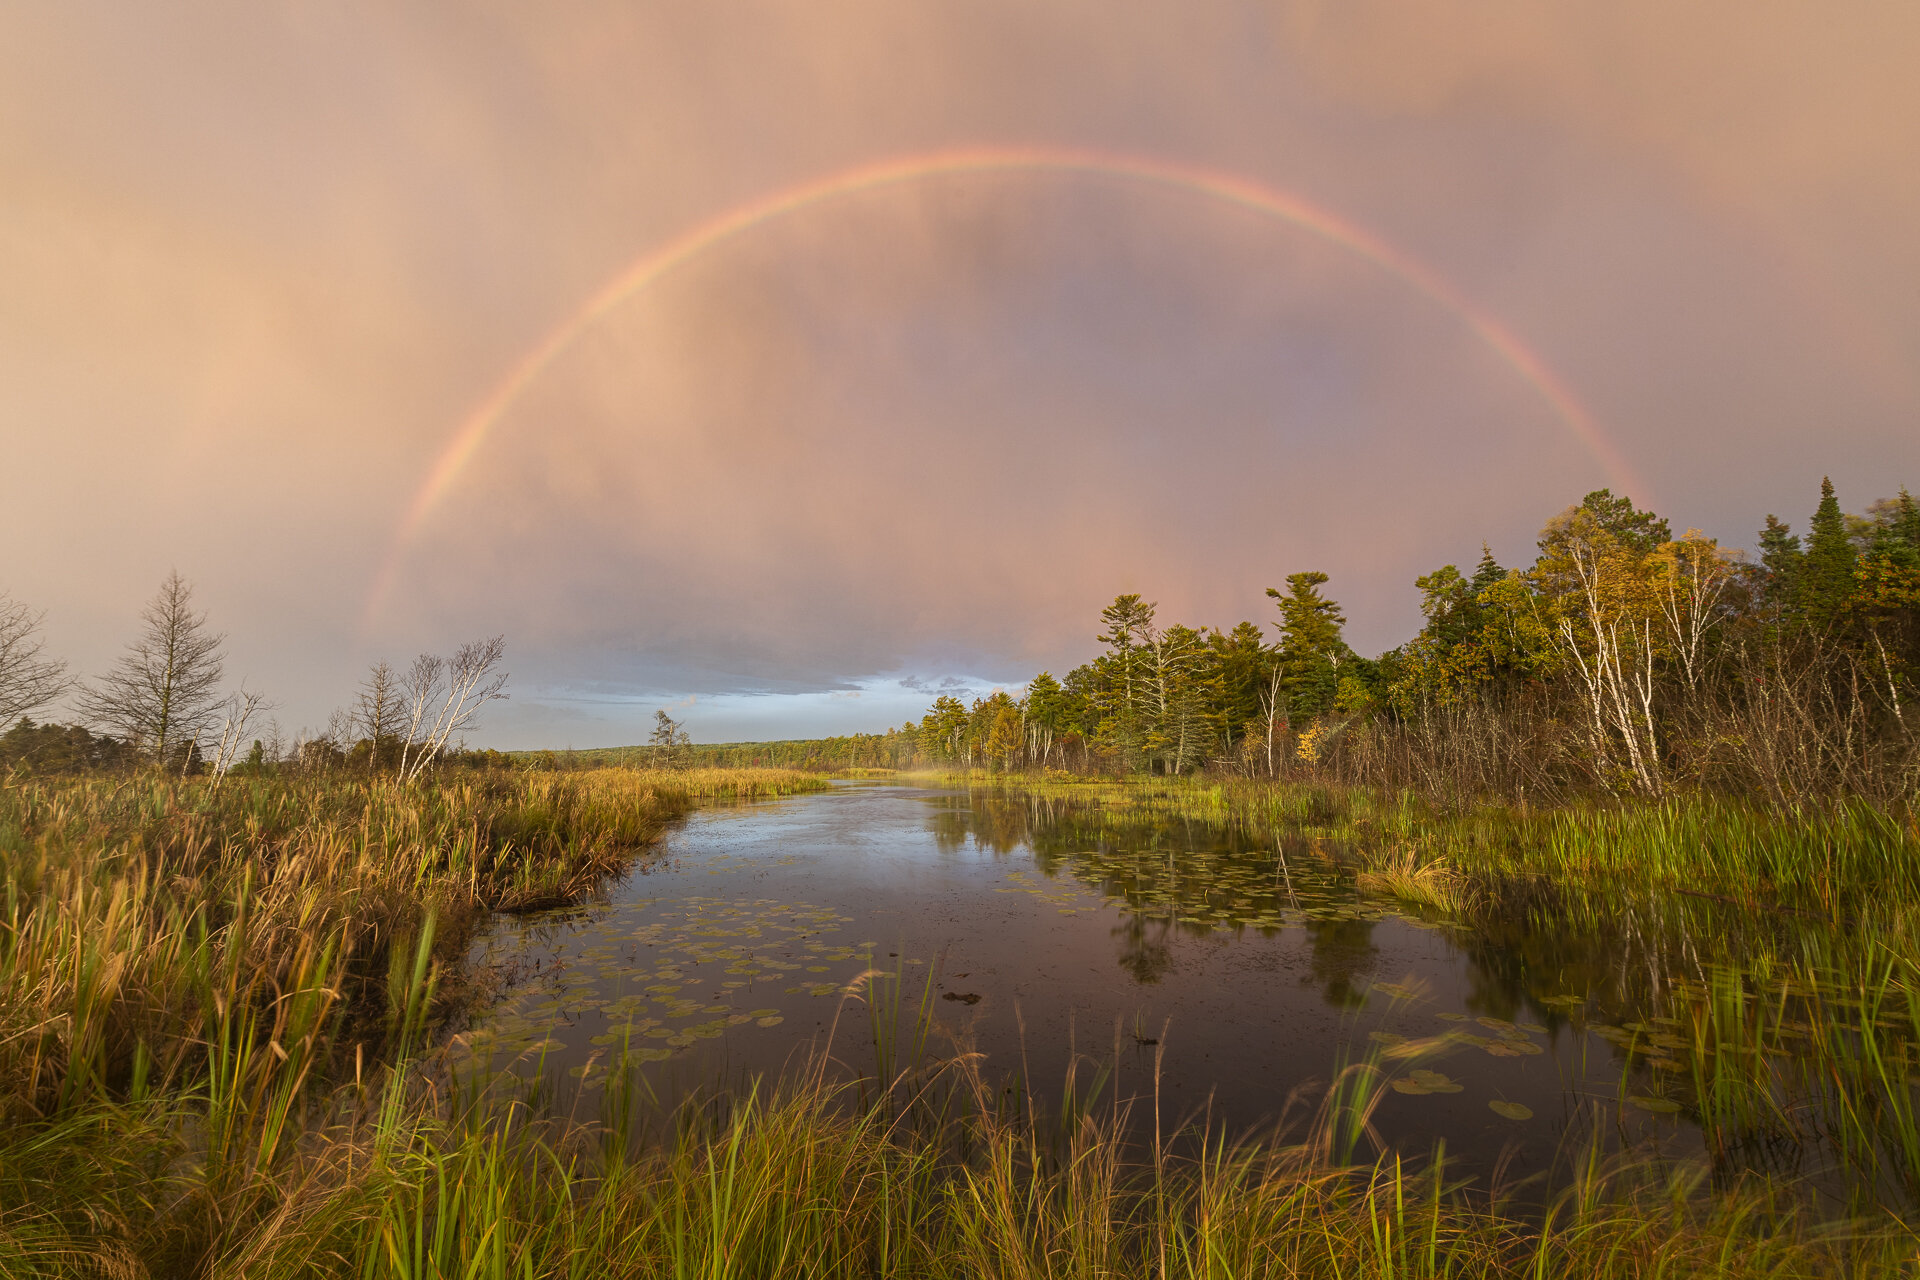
[1488,1100,1533,1121]
[1516,1023,1548,1034]
[1628,1095,1681,1114]
[1435,1013,1469,1023]
[756,1016,783,1027]
[1368,1031,1408,1047]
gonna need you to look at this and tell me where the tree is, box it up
[0,588,69,724]
[1267,572,1348,718]
[207,686,270,786]
[921,694,970,762]
[78,571,226,768]
[1206,622,1275,750]
[1799,476,1858,627]
[1533,505,1663,794]
[1757,513,1803,603]
[982,694,1024,771]
[1573,488,1672,554]
[650,707,691,764]
[353,660,405,772]
[396,636,510,782]
[1022,671,1070,768]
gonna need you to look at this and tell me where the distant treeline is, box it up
[517,740,898,773]
[0,570,514,781]
[590,479,1919,807]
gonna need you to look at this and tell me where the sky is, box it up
[4,3,1919,746]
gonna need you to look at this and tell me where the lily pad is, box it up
[1392,1069,1464,1095]
[1488,1100,1533,1121]
[1628,1095,1682,1114]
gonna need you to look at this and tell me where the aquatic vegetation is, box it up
[1354,846,1471,914]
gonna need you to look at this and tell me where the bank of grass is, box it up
[0,768,824,1122]
[909,769,1920,920]
[8,764,1920,1274]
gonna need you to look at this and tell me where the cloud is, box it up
[3,3,1916,742]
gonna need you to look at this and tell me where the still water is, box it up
[455,782,1707,1178]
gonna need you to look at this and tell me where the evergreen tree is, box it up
[1575,488,1671,554]
[1757,513,1803,600]
[1267,572,1348,718]
[1799,476,1858,626]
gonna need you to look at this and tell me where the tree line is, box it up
[0,571,511,779]
[880,479,1919,804]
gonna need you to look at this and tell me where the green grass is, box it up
[7,766,1920,1275]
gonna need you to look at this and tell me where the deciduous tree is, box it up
[78,571,225,768]
[0,588,68,725]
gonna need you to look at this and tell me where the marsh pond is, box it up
[452,780,1908,1201]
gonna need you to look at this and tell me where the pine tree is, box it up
[1799,476,1858,626]
[1574,489,1671,554]
[1267,572,1348,717]
[1757,513,1803,600]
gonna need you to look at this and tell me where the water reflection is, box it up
[452,783,1918,1205]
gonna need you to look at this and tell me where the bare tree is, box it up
[353,659,404,772]
[396,653,444,781]
[397,636,509,782]
[77,571,225,768]
[0,588,70,724]
[208,685,271,786]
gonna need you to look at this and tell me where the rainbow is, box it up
[367,144,1640,623]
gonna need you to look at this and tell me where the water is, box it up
[456,782,1725,1180]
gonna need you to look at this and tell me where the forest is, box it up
[774,478,1920,806]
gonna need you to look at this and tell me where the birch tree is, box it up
[1534,508,1664,795]
[397,636,509,782]
[1649,530,1735,695]
[207,686,270,786]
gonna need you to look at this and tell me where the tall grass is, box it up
[15,1039,1915,1278]
[8,766,1920,1275]
[0,768,823,1118]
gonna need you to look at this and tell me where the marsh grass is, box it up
[917,770,1920,919]
[9,765,1920,1275]
[16,1027,1917,1278]
[1353,848,1472,914]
